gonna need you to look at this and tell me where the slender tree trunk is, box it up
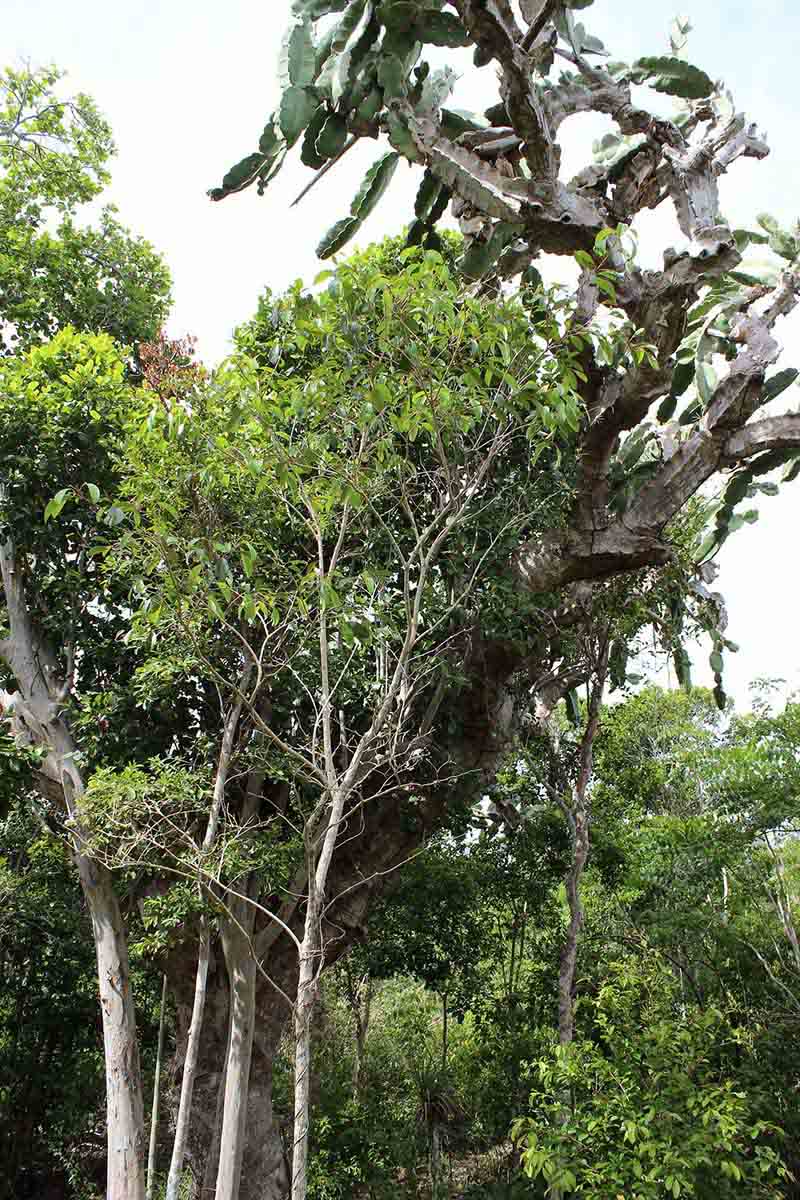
[77,852,147,1200]
[352,976,372,1100]
[166,921,210,1200]
[146,974,168,1200]
[430,1121,443,1199]
[215,921,258,1200]
[441,992,448,1070]
[291,896,320,1200]
[558,807,590,1047]
[556,658,607,1048]
[169,689,244,1199]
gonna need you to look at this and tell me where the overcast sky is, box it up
[4,0,800,705]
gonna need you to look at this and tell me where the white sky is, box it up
[4,0,800,706]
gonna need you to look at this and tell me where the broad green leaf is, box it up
[756,212,781,236]
[86,482,100,503]
[292,0,348,15]
[440,108,485,138]
[301,107,329,167]
[657,394,677,422]
[387,111,423,160]
[315,112,348,157]
[628,55,714,99]
[379,1,416,31]
[768,230,799,260]
[350,150,399,219]
[105,505,125,527]
[695,360,717,406]
[418,66,458,116]
[783,455,800,483]
[317,215,362,258]
[414,169,440,219]
[377,53,408,100]
[332,0,368,53]
[460,221,519,280]
[279,86,321,145]
[710,650,723,674]
[413,10,471,48]
[288,19,317,86]
[761,368,798,404]
[44,487,72,523]
[356,84,384,122]
[732,227,769,252]
[565,689,581,727]
[258,117,282,158]
[211,152,267,200]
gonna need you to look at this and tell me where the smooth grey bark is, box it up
[82,852,147,1200]
[166,690,245,1200]
[165,921,210,1200]
[146,974,168,1200]
[215,916,258,1200]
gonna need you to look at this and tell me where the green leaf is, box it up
[279,86,320,145]
[258,118,282,158]
[350,151,399,219]
[379,1,416,31]
[387,111,423,161]
[288,19,317,86]
[301,107,330,168]
[565,689,581,727]
[768,230,799,260]
[105,505,125,528]
[377,53,408,100]
[673,646,692,691]
[414,169,440,219]
[356,84,384,122]
[413,10,470,48]
[418,66,458,115]
[460,221,519,280]
[292,0,348,15]
[317,215,362,258]
[332,0,368,53]
[44,487,72,523]
[315,112,348,157]
[756,212,781,236]
[783,455,800,483]
[761,367,798,404]
[628,55,714,99]
[212,152,268,200]
[86,483,100,503]
[710,650,723,674]
[657,394,677,422]
[696,361,717,406]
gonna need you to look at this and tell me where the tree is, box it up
[206,8,800,1185]
[0,63,173,1200]
[79,236,600,1200]
[0,65,170,355]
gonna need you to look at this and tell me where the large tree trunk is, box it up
[168,941,290,1200]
